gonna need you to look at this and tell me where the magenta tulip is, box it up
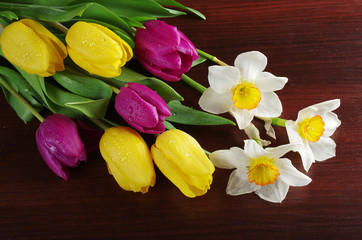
[115,82,172,134]
[135,20,198,82]
[36,114,87,180]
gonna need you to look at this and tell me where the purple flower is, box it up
[36,114,87,180]
[115,82,172,134]
[135,20,198,82]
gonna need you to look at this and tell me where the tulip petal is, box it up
[116,87,159,128]
[127,82,171,117]
[36,138,69,180]
[151,145,199,198]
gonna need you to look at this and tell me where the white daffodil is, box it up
[285,99,341,172]
[198,51,288,130]
[210,140,311,203]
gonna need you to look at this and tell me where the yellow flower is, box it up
[99,127,155,193]
[0,19,67,77]
[151,129,215,198]
[66,21,133,78]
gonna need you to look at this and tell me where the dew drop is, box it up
[128,106,133,114]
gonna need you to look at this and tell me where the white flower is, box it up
[198,51,288,130]
[285,99,341,172]
[210,140,311,203]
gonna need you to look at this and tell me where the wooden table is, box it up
[0,0,361,239]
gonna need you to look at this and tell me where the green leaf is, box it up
[0,0,76,6]
[102,67,184,103]
[167,100,235,126]
[0,2,93,22]
[154,0,206,20]
[0,11,17,21]
[192,55,207,68]
[0,66,43,123]
[53,71,112,100]
[72,3,133,34]
[70,0,179,19]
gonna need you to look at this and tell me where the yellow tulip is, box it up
[151,129,215,198]
[99,127,155,193]
[66,21,133,78]
[0,19,67,77]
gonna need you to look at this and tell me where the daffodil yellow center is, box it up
[247,156,280,186]
[232,84,261,110]
[298,115,325,142]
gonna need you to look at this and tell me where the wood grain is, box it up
[0,0,361,239]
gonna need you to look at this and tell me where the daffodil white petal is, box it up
[208,65,241,94]
[266,143,299,160]
[226,169,260,196]
[234,51,267,81]
[243,139,268,159]
[308,137,336,161]
[255,92,283,118]
[255,179,289,203]
[285,120,304,145]
[322,112,341,137]
[299,143,315,172]
[198,87,232,114]
[297,106,317,121]
[254,71,288,92]
[230,106,255,130]
[276,158,312,186]
[210,147,248,169]
[312,99,340,115]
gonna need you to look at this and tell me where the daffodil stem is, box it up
[271,117,287,127]
[88,118,109,131]
[0,76,44,122]
[181,74,206,94]
[197,49,228,66]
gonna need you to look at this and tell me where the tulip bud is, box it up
[151,129,215,197]
[35,114,86,180]
[115,82,171,134]
[135,20,198,82]
[66,21,133,78]
[0,19,67,77]
[99,127,156,193]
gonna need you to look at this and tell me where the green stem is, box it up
[181,74,206,94]
[87,117,109,131]
[271,117,287,127]
[110,85,120,94]
[46,21,68,34]
[0,76,44,122]
[197,49,228,66]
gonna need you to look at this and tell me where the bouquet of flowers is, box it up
[0,0,341,203]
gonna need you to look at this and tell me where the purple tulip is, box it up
[36,114,87,180]
[115,82,172,134]
[135,20,199,82]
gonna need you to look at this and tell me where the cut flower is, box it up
[210,140,311,203]
[199,51,288,130]
[285,99,341,172]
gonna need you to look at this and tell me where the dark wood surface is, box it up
[1,1,361,239]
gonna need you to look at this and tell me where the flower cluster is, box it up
[0,1,340,202]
